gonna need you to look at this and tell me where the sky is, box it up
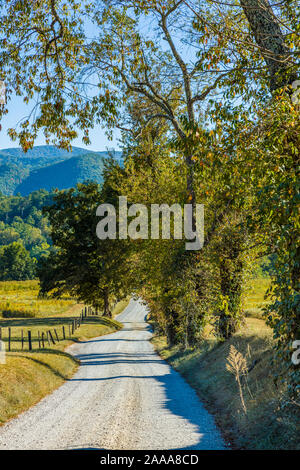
[0,93,121,152]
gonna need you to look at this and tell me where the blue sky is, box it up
[0,93,121,151]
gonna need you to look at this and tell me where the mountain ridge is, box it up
[0,146,122,195]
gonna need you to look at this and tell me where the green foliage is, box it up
[241,94,300,395]
[0,242,36,281]
[38,181,132,315]
[0,189,52,262]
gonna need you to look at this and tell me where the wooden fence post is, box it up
[28,331,32,351]
[21,329,24,350]
[48,330,55,345]
[62,326,66,340]
[41,332,45,348]
[38,331,41,349]
[54,329,60,342]
[8,327,11,352]
[69,324,71,337]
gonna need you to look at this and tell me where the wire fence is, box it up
[0,306,99,352]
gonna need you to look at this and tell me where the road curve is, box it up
[0,299,225,450]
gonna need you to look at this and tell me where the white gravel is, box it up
[0,299,226,450]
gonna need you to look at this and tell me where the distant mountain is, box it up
[0,145,87,160]
[16,153,106,196]
[0,146,122,195]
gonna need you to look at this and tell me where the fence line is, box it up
[0,306,101,352]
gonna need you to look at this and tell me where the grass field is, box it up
[151,278,300,450]
[243,278,271,318]
[0,280,77,318]
[0,280,127,425]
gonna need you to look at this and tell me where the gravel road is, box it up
[0,299,225,450]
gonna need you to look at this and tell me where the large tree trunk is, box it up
[165,307,181,346]
[217,258,243,340]
[186,154,197,230]
[240,0,297,90]
[103,287,112,318]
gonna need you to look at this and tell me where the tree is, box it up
[38,182,132,315]
[0,241,36,280]
[0,0,239,228]
[226,0,299,391]
[239,0,298,90]
[0,1,260,338]
[0,0,298,381]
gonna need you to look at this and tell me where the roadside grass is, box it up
[0,351,78,424]
[0,282,125,425]
[112,297,130,317]
[243,278,271,319]
[152,317,300,450]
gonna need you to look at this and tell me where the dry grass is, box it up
[152,316,300,450]
[0,351,78,424]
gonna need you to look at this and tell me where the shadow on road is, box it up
[69,322,225,450]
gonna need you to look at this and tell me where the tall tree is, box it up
[0,241,36,280]
[39,182,132,315]
[239,0,298,90]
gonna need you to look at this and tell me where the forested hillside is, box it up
[0,146,123,279]
[16,153,105,195]
[0,190,52,280]
[0,146,122,195]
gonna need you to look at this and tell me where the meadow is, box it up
[243,278,271,319]
[0,280,76,318]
